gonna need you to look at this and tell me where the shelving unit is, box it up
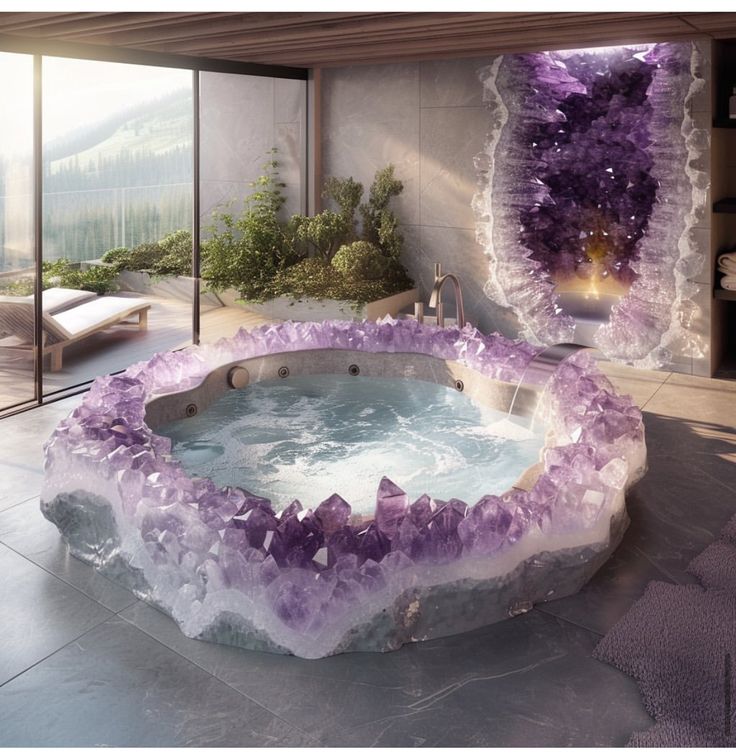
[713,197,736,213]
[714,288,736,301]
[711,38,736,377]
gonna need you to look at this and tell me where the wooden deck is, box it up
[0,293,273,411]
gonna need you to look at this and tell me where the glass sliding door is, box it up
[41,57,194,393]
[198,72,307,342]
[0,52,36,412]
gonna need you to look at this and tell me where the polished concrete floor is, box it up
[0,363,734,746]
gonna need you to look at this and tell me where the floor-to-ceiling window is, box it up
[41,57,194,395]
[0,46,307,417]
[198,72,307,342]
[0,52,35,412]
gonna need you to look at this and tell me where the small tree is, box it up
[359,165,404,260]
[201,151,302,300]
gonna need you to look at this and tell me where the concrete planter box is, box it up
[83,260,221,307]
[217,287,419,322]
[84,259,418,322]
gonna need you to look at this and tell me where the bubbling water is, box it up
[162,375,544,514]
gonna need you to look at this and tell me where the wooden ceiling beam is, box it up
[204,26,709,68]
[0,12,107,32]
[0,11,733,68]
[158,17,695,57]
[140,16,699,60]
[37,13,224,39]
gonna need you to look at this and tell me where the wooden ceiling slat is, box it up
[49,12,455,47]
[120,14,693,57]
[145,16,697,58]
[0,12,107,32]
[38,13,224,39]
[0,11,733,68]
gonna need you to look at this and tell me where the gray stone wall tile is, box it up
[419,106,487,230]
[322,64,420,225]
[420,56,490,109]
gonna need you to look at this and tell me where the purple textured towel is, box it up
[594,513,736,747]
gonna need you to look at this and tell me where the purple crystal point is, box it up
[315,493,352,535]
[268,510,324,568]
[458,495,515,554]
[198,486,246,529]
[357,523,391,565]
[375,476,409,539]
[409,493,437,527]
[279,499,303,519]
[422,500,468,562]
[229,504,278,549]
[326,525,360,567]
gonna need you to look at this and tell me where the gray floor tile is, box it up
[120,601,650,746]
[641,410,736,495]
[0,617,315,747]
[621,422,736,584]
[596,361,669,409]
[0,497,137,613]
[644,374,736,425]
[0,542,113,686]
[536,541,673,636]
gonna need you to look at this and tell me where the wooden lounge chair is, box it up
[36,287,98,314]
[0,295,150,371]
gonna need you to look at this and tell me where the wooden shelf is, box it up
[713,118,736,128]
[714,289,736,301]
[713,198,736,213]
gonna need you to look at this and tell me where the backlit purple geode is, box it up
[40,318,646,658]
[473,42,709,367]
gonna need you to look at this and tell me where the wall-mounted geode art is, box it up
[473,43,710,368]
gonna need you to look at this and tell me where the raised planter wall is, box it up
[217,287,419,322]
[84,259,419,322]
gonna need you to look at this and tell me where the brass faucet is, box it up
[428,263,466,328]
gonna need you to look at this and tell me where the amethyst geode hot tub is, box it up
[41,318,646,658]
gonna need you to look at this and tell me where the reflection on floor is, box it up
[0,355,734,744]
[0,293,272,411]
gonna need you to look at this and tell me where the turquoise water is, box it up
[162,375,543,515]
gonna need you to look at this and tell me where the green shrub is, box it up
[265,258,389,307]
[154,230,192,276]
[0,277,34,296]
[201,152,301,301]
[288,210,351,262]
[100,246,130,270]
[43,258,118,295]
[359,165,404,260]
[332,241,386,281]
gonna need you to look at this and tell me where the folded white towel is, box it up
[720,265,736,275]
[719,251,736,263]
[721,276,736,291]
[719,257,736,272]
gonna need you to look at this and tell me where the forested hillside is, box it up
[0,88,193,270]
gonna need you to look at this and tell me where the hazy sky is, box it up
[0,51,191,156]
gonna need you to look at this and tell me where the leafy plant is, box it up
[100,246,130,269]
[359,165,404,260]
[288,210,351,262]
[43,258,119,295]
[154,230,193,276]
[100,231,193,277]
[265,258,391,308]
[332,241,386,281]
[201,151,301,301]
